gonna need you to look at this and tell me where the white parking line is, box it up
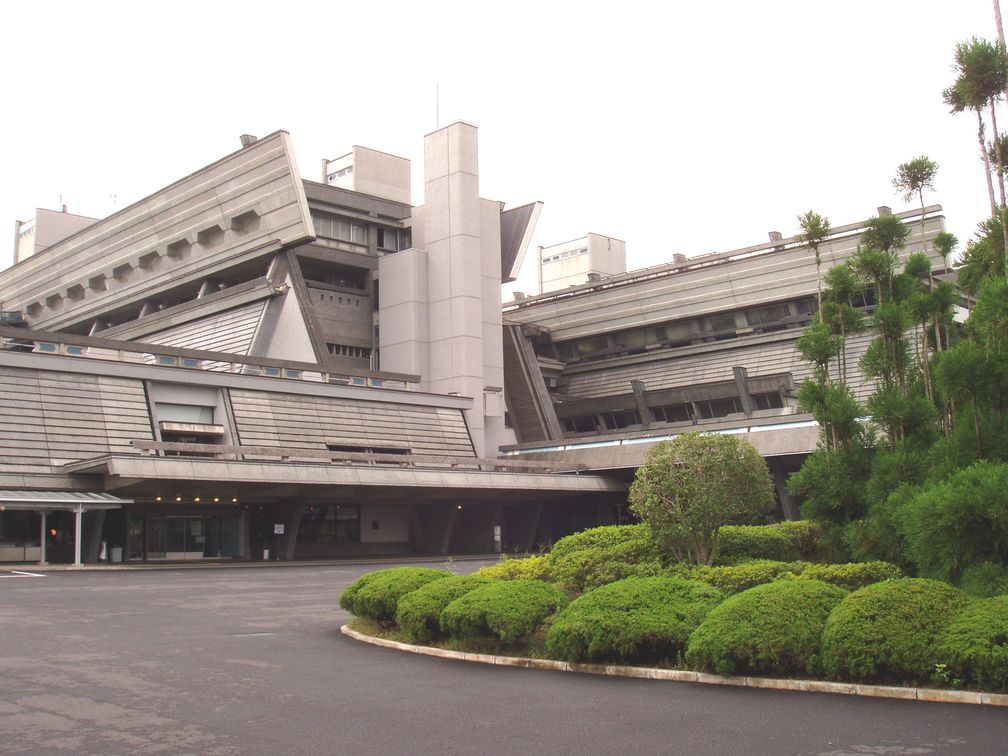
[0,571,46,578]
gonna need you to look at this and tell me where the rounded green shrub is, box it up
[960,562,1008,598]
[937,596,1008,692]
[473,555,550,581]
[395,575,488,642]
[718,525,800,562]
[547,524,659,563]
[798,561,902,589]
[342,566,449,623]
[546,577,723,663]
[685,579,848,677]
[822,578,970,684]
[684,560,808,595]
[550,546,663,593]
[440,580,569,644]
[340,570,381,612]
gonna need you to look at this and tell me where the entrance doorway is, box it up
[127,514,242,560]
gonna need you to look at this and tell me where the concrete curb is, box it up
[340,625,1008,707]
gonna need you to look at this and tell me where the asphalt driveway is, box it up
[0,562,1004,754]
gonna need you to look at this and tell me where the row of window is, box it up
[560,391,785,434]
[310,213,410,253]
[552,298,820,362]
[327,343,371,359]
[542,247,587,264]
[326,165,353,182]
[312,213,367,246]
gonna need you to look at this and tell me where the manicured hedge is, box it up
[340,567,449,624]
[683,560,808,595]
[685,579,848,677]
[473,555,550,581]
[798,561,902,589]
[545,577,724,664]
[546,524,663,593]
[718,525,800,562]
[440,580,569,644]
[937,596,1008,692]
[547,524,659,563]
[821,578,970,684]
[550,548,663,593]
[395,575,489,642]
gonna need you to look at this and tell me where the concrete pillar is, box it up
[733,366,756,417]
[39,511,47,565]
[284,502,303,560]
[73,505,83,567]
[440,507,459,555]
[631,380,653,426]
[772,464,800,520]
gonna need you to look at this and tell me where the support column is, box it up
[772,464,800,520]
[86,510,106,563]
[440,507,458,555]
[74,505,84,567]
[39,510,47,566]
[284,502,303,560]
[631,380,653,427]
[732,366,756,417]
[524,503,543,554]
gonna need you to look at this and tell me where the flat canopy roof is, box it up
[0,490,131,511]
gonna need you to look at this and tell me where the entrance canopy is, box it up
[0,490,131,511]
[0,491,132,567]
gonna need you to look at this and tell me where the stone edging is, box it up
[340,625,1008,707]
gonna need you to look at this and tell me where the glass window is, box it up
[299,504,360,544]
[156,403,214,424]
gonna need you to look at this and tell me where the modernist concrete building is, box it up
[0,124,622,565]
[500,205,950,519]
[0,122,953,565]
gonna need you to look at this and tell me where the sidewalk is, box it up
[0,553,499,572]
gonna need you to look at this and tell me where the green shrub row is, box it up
[546,577,723,663]
[440,580,569,644]
[340,566,449,624]
[342,567,1008,692]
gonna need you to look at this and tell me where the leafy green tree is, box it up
[797,210,832,309]
[892,156,938,249]
[959,215,1006,292]
[944,38,1006,215]
[628,433,775,566]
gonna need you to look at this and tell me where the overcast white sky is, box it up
[0,1,1003,298]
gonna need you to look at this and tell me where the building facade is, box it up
[0,122,954,564]
[0,124,623,564]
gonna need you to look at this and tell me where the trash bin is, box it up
[109,546,123,563]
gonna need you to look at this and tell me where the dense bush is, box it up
[473,555,550,581]
[629,434,775,565]
[683,560,808,595]
[395,575,489,642]
[897,462,1008,582]
[545,577,723,664]
[821,578,969,683]
[547,524,659,563]
[798,561,902,589]
[440,580,569,644]
[685,579,848,677]
[937,596,1008,692]
[771,521,824,561]
[546,524,662,592]
[960,562,1008,598]
[718,525,800,562]
[550,547,663,593]
[341,567,449,624]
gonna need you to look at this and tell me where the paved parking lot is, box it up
[0,562,1005,755]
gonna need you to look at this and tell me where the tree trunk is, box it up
[992,102,1007,208]
[996,0,1008,103]
[973,395,984,458]
[979,110,998,216]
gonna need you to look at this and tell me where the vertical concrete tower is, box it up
[379,122,505,457]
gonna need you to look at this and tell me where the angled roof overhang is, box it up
[500,201,543,283]
[0,490,131,511]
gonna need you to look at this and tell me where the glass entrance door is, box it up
[166,516,204,560]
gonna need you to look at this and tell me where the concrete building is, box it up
[501,205,950,519]
[537,233,626,293]
[0,124,623,565]
[0,121,954,565]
